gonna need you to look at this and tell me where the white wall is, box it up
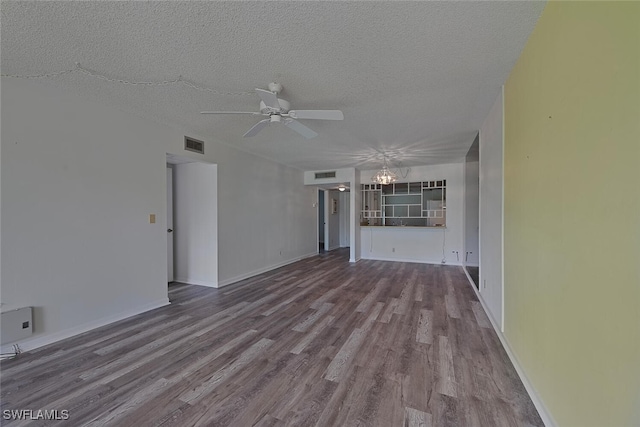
[339,191,351,247]
[357,163,464,264]
[174,163,218,287]
[168,136,318,288]
[479,88,504,329]
[351,169,361,262]
[327,190,341,250]
[1,77,316,350]
[1,78,171,350]
[361,227,455,264]
[173,142,317,288]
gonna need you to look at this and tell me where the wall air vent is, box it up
[1,307,33,344]
[184,136,204,154]
[315,171,337,179]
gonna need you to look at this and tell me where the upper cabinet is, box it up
[361,181,446,227]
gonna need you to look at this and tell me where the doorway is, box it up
[166,154,218,290]
[318,189,326,252]
[166,166,174,283]
[317,187,350,255]
[464,134,480,287]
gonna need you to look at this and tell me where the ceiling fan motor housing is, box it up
[268,82,283,94]
[260,98,290,115]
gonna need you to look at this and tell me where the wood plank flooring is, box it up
[0,249,543,426]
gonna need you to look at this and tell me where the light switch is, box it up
[149,214,156,224]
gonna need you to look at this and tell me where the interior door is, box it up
[167,167,174,282]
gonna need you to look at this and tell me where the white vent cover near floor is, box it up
[1,307,33,344]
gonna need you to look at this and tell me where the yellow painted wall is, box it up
[504,2,640,426]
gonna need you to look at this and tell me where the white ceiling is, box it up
[1,1,545,171]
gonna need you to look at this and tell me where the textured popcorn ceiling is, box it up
[1,1,545,171]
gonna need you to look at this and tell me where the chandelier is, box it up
[371,158,398,185]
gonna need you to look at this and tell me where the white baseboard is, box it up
[462,269,557,427]
[173,277,217,288]
[0,298,171,354]
[361,254,462,266]
[216,252,318,288]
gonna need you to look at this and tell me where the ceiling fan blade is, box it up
[283,118,318,139]
[243,119,270,137]
[255,89,281,110]
[287,110,344,120]
[201,111,262,115]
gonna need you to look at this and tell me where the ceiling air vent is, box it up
[184,136,204,154]
[315,171,337,179]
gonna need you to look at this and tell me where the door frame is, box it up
[166,154,218,291]
[166,166,174,283]
[317,189,329,252]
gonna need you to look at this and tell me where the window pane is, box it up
[409,182,421,194]
[395,206,408,217]
[394,183,408,194]
[384,195,421,205]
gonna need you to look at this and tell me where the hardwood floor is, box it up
[0,249,543,426]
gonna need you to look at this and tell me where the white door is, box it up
[167,167,174,282]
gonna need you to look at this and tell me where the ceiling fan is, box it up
[201,82,343,139]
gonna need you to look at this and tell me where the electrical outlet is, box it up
[483,279,487,289]
[392,248,395,253]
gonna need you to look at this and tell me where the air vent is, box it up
[184,136,204,154]
[1,307,33,344]
[315,171,337,179]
